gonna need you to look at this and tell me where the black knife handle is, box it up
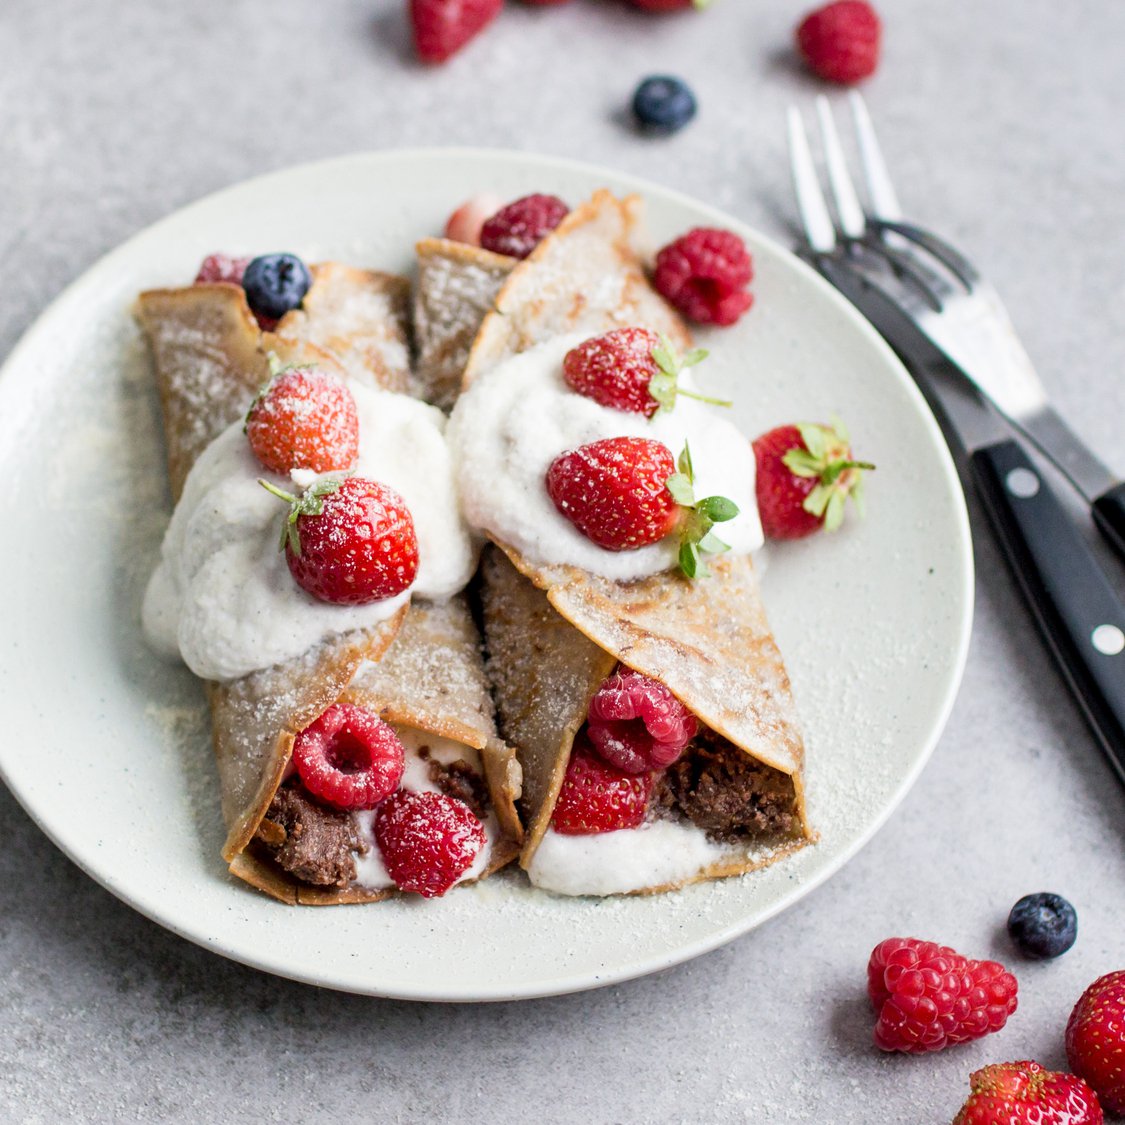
[1093,482,1125,564]
[971,439,1125,784]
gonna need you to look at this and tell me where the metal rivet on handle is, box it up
[1091,624,1125,656]
[1005,467,1040,499]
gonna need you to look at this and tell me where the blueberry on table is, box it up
[632,76,697,134]
[1007,892,1078,959]
[242,253,312,320]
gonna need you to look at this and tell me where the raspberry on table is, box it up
[479,194,569,259]
[546,435,680,551]
[653,228,754,326]
[194,253,250,286]
[264,476,420,605]
[374,789,486,897]
[867,937,1019,1053]
[551,738,654,835]
[245,365,360,475]
[796,0,882,85]
[586,668,697,773]
[292,704,405,811]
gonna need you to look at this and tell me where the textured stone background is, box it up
[2,1,1124,1121]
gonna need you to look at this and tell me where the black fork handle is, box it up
[1093,483,1125,564]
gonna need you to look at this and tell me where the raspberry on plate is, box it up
[752,419,872,539]
[867,937,1019,1053]
[410,0,502,63]
[546,435,680,552]
[551,738,654,835]
[479,194,569,259]
[653,228,754,326]
[951,1061,1103,1125]
[374,789,486,897]
[194,253,250,286]
[292,704,405,811]
[561,327,718,418]
[1066,970,1125,1115]
[796,0,882,85]
[245,365,360,475]
[262,476,420,605]
[586,668,697,773]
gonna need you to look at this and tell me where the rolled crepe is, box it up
[136,270,520,904]
[459,192,812,894]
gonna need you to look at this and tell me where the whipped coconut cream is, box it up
[447,334,763,581]
[351,728,499,890]
[527,820,728,896]
[143,384,476,682]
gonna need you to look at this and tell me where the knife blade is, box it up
[817,255,1125,786]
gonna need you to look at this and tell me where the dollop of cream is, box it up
[143,384,476,681]
[527,821,728,896]
[447,334,762,580]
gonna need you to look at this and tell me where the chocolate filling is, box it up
[426,755,490,821]
[259,785,365,888]
[654,730,797,842]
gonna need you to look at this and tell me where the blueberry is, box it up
[242,253,312,320]
[632,76,697,135]
[1007,892,1078,959]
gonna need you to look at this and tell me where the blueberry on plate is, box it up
[242,253,312,320]
[632,76,697,134]
[1007,892,1078,959]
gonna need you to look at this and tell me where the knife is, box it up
[817,255,1125,786]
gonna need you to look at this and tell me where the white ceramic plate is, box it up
[0,150,972,1000]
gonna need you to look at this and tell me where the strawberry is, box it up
[409,0,502,64]
[261,476,419,605]
[546,437,738,577]
[551,737,654,834]
[1066,970,1125,1115]
[752,419,872,539]
[561,328,725,419]
[443,192,504,246]
[867,937,1019,1053]
[245,363,360,475]
[374,789,485,897]
[292,704,404,811]
[586,668,697,773]
[952,1061,1103,1125]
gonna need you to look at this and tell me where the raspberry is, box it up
[246,365,360,475]
[1066,970,1125,1115]
[952,1061,1104,1125]
[586,669,697,774]
[292,704,405,811]
[546,436,679,551]
[752,420,873,539]
[374,789,485,897]
[194,253,250,285]
[479,194,569,259]
[653,228,754,326]
[551,738,654,835]
[266,476,420,605]
[796,1,881,85]
[563,327,664,417]
[410,0,502,63]
[867,937,1019,1053]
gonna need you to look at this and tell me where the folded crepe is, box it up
[455,191,812,894]
[136,268,520,904]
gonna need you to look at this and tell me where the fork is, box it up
[788,92,1125,566]
[787,94,1125,786]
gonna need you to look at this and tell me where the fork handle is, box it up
[1093,483,1125,563]
[971,439,1125,785]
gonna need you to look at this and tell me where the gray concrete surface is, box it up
[2,1,1124,1121]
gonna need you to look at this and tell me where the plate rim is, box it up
[0,146,974,1000]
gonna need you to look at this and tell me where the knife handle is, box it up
[971,439,1125,785]
[1093,482,1125,563]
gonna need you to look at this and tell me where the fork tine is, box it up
[786,106,837,254]
[815,96,865,239]
[849,91,902,221]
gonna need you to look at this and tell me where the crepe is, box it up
[135,269,520,904]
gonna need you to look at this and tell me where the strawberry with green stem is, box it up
[665,440,739,577]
